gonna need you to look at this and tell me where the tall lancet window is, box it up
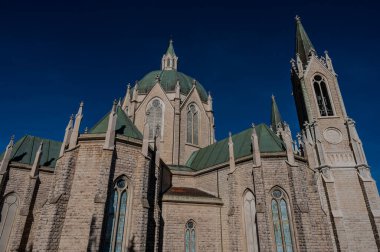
[243,190,259,252]
[313,75,334,116]
[103,177,130,252]
[0,193,19,252]
[185,220,196,252]
[146,98,164,140]
[187,104,199,145]
[271,188,294,252]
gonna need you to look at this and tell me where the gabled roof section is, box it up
[89,106,143,140]
[185,124,285,171]
[0,135,61,168]
[295,16,315,65]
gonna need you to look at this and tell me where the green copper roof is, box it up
[89,106,143,140]
[271,95,283,131]
[166,40,176,56]
[295,16,315,65]
[137,70,208,102]
[0,135,61,169]
[185,124,285,171]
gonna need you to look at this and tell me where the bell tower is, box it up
[290,16,380,251]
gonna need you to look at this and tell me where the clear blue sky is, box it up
[1,1,379,183]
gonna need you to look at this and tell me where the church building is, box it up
[0,17,379,252]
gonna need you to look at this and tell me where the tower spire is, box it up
[162,39,178,71]
[295,16,316,65]
[271,95,283,132]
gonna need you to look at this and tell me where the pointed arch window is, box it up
[271,188,294,252]
[103,177,130,252]
[146,98,164,140]
[313,75,334,116]
[0,193,19,252]
[243,190,259,252]
[185,220,196,252]
[187,104,199,145]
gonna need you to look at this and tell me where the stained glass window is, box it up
[147,99,163,140]
[185,220,196,252]
[103,177,129,252]
[313,75,334,116]
[187,104,199,145]
[271,189,294,252]
[0,193,19,252]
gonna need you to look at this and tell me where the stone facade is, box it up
[0,17,379,252]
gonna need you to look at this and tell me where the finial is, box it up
[70,114,74,120]
[271,94,275,100]
[84,127,88,134]
[10,135,15,141]
[127,83,131,89]
[155,74,160,82]
[192,79,196,86]
[251,123,255,128]
[113,99,117,105]
[295,15,301,22]
[229,131,232,138]
[80,101,84,107]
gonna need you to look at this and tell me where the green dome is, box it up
[137,70,208,102]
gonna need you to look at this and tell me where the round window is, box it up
[117,179,126,189]
[272,189,283,199]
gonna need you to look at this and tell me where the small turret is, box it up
[60,115,74,157]
[104,100,118,150]
[69,101,84,149]
[161,39,178,71]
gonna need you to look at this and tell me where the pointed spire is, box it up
[271,95,283,132]
[166,39,176,56]
[104,100,118,150]
[0,135,15,173]
[162,39,178,70]
[60,114,74,157]
[324,50,336,75]
[69,101,84,149]
[30,141,43,178]
[122,83,131,111]
[295,16,316,65]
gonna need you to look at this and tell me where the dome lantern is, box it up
[161,39,178,71]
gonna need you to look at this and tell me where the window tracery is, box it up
[185,220,196,252]
[186,104,199,145]
[271,188,294,252]
[313,75,334,116]
[103,177,130,252]
[146,98,164,140]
